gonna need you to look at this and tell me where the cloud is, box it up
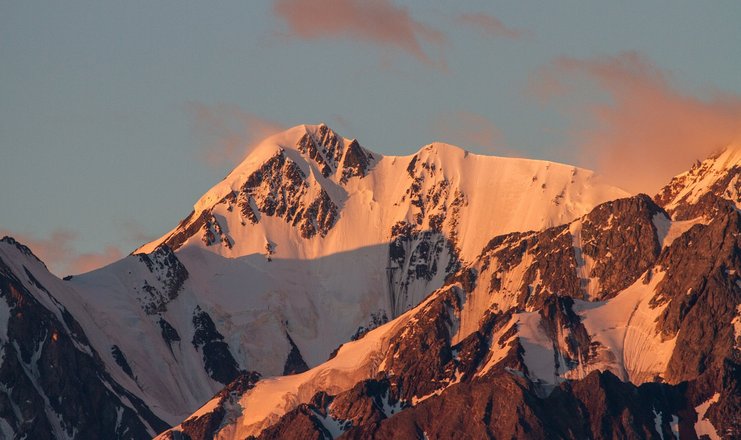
[457,13,523,39]
[188,103,285,169]
[68,246,123,275]
[118,219,157,246]
[530,51,741,193]
[431,110,513,154]
[0,228,123,277]
[273,0,445,66]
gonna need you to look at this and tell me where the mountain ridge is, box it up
[0,127,739,439]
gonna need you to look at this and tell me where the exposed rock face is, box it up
[136,245,189,314]
[238,150,339,239]
[192,307,241,384]
[0,242,168,439]
[580,194,663,299]
[111,344,134,379]
[297,123,374,182]
[158,317,181,351]
[387,222,458,317]
[283,333,310,376]
[471,195,665,312]
[653,204,740,384]
[537,295,592,380]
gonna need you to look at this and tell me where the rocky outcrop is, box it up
[297,124,374,182]
[387,222,459,317]
[136,245,189,314]
[580,194,663,299]
[652,204,740,384]
[192,307,241,385]
[283,333,309,376]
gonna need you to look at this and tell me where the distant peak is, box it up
[0,236,47,268]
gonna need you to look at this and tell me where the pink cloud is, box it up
[431,110,514,154]
[0,228,123,276]
[188,103,285,169]
[530,51,741,193]
[458,13,522,39]
[273,0,445,66]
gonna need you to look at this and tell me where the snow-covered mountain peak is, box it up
[137,124,628,260]
[190,124,372,216]
[655,144,741,219]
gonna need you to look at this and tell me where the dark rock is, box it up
[653,205,740,384]
[111,345,134,378]
[191,307,241,384]
[283,333,310,376]
[136,244,189,314]
[158,317,181,350]
[580,194,664,299]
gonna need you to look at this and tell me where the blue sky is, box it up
[1,1,740,275]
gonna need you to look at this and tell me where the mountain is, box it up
[0,237,169,438]
[1,125,738,440]
[158,145,740,440]
[12,124,621,427]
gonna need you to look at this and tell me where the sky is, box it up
[1,1,740,276]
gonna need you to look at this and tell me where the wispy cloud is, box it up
[188,102,285,169]
[457,13,523,39]
[118,219,157,246]
[0,228,123,277]
[273,0,445,67]
[431,110,512,154]
[530,51,741,193]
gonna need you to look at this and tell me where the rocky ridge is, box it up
[160,146,740,440]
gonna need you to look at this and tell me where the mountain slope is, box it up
[160,146,740,440]
[0,238,169,439]
[48,124,627,427]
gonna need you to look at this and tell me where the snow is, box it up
[653,409,664,440]
[694,393,720,440]
[223,302,420,439]
[670,415,679,439]
[652,213,707,248]
[574,270,676,384]
[570,219,599,299]
[515,311,563,388]
[472,268,677,387]
[732,305,741,350]
[379,390,405,416]
[662,145,741,214]
[313,409,349,438]
[1,123,632,437]
[476,319,517,377]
